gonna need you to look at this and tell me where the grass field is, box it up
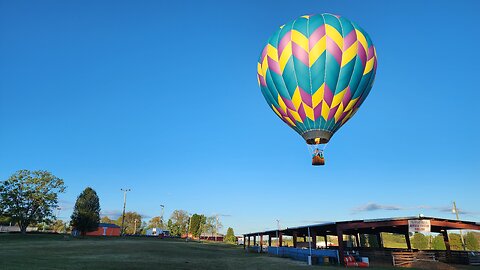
[0,234,445,270]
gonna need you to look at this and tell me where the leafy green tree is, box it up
[203,216,222,238]
[0,215,12,226]
[100,216,115,224]
[167,219,177,235]
[189,214,206,238]
[138,221,148,235]
[224,227,236,244]
[70,187,101,235]
[148,216,164,229]
[52,219,67,233]
[116,211,142,235]
[466,232,479,251]
[412,233,428,250]
[0,170,66,234]
[167,210,189,236]
[203,216,216,237]
[432,234,446,250]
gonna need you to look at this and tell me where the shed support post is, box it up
[355,234,360,247]
[248,236,251,248]
[442,230,451,251]
[293,231,298,248]
[259,235,263,253]
[442,230,451,262]
[376,232,384,248]
[279,232,283,247]
[324,235,328,248]
[405,233,412,250]
[253,235,256,246]
[243,235,246,249]
[337,228,345,265]
[268,235,272,246]
[311,231,317,249]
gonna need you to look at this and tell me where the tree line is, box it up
[0,170,237,244]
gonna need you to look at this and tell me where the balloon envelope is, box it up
[257,14,377,145]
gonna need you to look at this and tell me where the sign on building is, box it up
[408,220,431,233]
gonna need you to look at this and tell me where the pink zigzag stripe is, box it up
[267,57,281,75]
[278,31,292,56]
[343,30,357,49]
[292,42,309,66]
[309,25,326,50]
[299,87,312,107]
[326,36,342,65]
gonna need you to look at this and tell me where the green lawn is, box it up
[0,234,423,270]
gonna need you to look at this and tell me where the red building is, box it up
[73,223,121,236]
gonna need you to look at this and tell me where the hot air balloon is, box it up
[257,14,377,166]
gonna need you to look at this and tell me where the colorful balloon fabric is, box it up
[257,14,377,144]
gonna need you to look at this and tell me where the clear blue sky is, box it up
[1,0,479,234]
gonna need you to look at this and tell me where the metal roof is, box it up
[98,223,121,228]
[243,216,480,236]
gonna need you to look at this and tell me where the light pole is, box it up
[452,201,466,251]
[120,188,131,236]
[160,204,165,228]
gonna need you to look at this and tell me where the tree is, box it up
[465,232,479,251]
[204,216,216,237]
[167,210,189,236]
[148,216,164,229]
[116,211,142,235]
[100,216,115,224]
[224,227,236,244]
[204,215,222,238]
[70,187,101,235]
[52,220,67,233]
[432,234,446,250]
[412,233,428,250]
[0,170,66,234]
[0,215,12,226]
[189,214,206,238]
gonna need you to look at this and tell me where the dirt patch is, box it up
[409,261,458,270]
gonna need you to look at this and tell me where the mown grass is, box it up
[0,234,420,270]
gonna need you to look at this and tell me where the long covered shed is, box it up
[243,216,480,266]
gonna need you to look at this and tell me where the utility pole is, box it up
[120,188,131,236]
[452,201,466,251]
[134,219,138,235]
[186,214,192,242]
[276,219,280,255]
[215,214,219,242]
[160,204,165,228]
[212,213,229,241]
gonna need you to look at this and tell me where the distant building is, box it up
[199,233,224,242]
[146,227,169,236]
[182,232,225,241]
[72,223,121,236]
[0,225,38,233]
